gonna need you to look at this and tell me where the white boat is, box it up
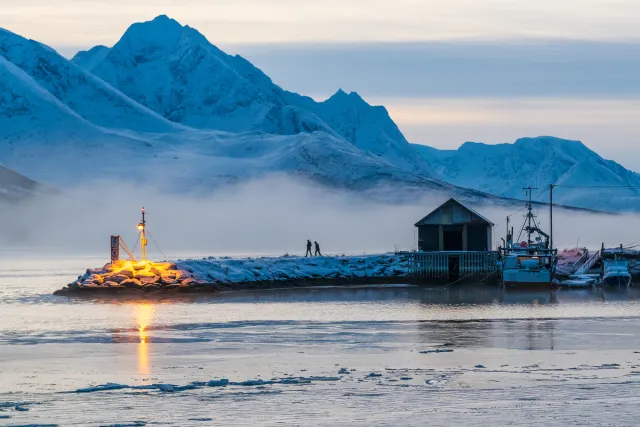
[601,258,632,288]
[499,189,557,290]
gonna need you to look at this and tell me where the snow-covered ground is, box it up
[178,254,410,284]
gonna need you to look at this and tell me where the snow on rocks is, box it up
[55,254,411,295]
[177,253,409,285]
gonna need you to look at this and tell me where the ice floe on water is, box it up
[73,376,343,394]
[419,349,454,354]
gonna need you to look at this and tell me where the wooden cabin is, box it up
[415,198,494,252]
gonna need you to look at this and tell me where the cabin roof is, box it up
[414,198,495,227]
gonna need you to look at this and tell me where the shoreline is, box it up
[53,276,420,298]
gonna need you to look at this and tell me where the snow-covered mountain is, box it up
[72,15,426,171]
[415,136,640,211]
[0,29,454,198]
[0,27,180,133]
[2,16,640,212]
[0,164,53,201]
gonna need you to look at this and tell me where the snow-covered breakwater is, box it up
[53,254,411,296]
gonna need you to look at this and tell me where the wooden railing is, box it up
[409,251,499,283]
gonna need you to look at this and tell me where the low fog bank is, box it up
[0,177,636,260]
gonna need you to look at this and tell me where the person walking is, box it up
[314,241,322,256]
[305,240,313,257]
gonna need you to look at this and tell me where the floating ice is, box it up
[76,383,129,393]
[206,379,230,387]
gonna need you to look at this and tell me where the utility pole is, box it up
[137,207,147,261]
[549,184,554,251]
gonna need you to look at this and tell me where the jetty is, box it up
[53,254,413,296]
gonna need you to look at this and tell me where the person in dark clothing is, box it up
[314,241,322,256]
[305,240,313,257]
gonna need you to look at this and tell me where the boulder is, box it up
[175,270,190,281]
[181,278,197,287]
[105,281,123,288]
[135,271,156,279]
[120,278,143,288]
[161,277,179,285]
[149,267,161,276]
[139,275,160,285]
[133,262,147,270]
[108,274,130,284]
[118,270,134,279]
[68,281,81,289]
[153,262,177,271]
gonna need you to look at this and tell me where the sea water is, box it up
[2,256,640,426]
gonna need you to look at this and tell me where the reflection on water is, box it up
[134,303,155,376]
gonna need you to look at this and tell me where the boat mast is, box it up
[523,187,537,245]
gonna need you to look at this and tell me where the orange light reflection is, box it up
[134,303,155,376]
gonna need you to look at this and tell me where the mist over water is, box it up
[0,176,634,259]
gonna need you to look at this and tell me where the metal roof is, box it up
[414,198,495,226]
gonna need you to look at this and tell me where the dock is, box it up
[408,251,500,283]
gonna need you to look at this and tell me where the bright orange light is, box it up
[137,224,144,231]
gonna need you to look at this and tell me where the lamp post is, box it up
[137,207,147,261]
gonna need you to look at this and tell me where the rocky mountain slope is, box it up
[72,15,426,171]
[0,16,638,211]
[415,136,640,211]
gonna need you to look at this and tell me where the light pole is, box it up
[137,207,147,261]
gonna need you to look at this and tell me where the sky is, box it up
[2,0,640,169]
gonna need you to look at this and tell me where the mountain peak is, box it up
[326,89,367,106]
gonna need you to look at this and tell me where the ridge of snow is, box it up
[0,27,182,133]
[415,136,640,211]
[75,15,424,171]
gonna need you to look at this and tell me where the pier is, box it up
[408,251,500,283]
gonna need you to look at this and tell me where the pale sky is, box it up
[4,0,640,48]
[2,0,639,170]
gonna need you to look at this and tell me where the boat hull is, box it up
[503,269,554,289]
[504,281,555,290]
[601,274,632,288]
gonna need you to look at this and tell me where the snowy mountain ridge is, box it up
[0,15,638,211]
[415,136,640,211]
[73,15,427,172]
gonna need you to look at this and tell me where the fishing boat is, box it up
[499,188,558,289]
[601,257,632,288]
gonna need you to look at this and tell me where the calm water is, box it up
[2,256,640,426]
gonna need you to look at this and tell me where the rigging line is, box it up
[146,229,169,261]
[506,205,527,219]
[131,233,141,255]
[554,185,640,189]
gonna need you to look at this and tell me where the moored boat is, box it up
[601,258,632,288]
[499,188,558,290]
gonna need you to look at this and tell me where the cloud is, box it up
[0,177,631,260]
